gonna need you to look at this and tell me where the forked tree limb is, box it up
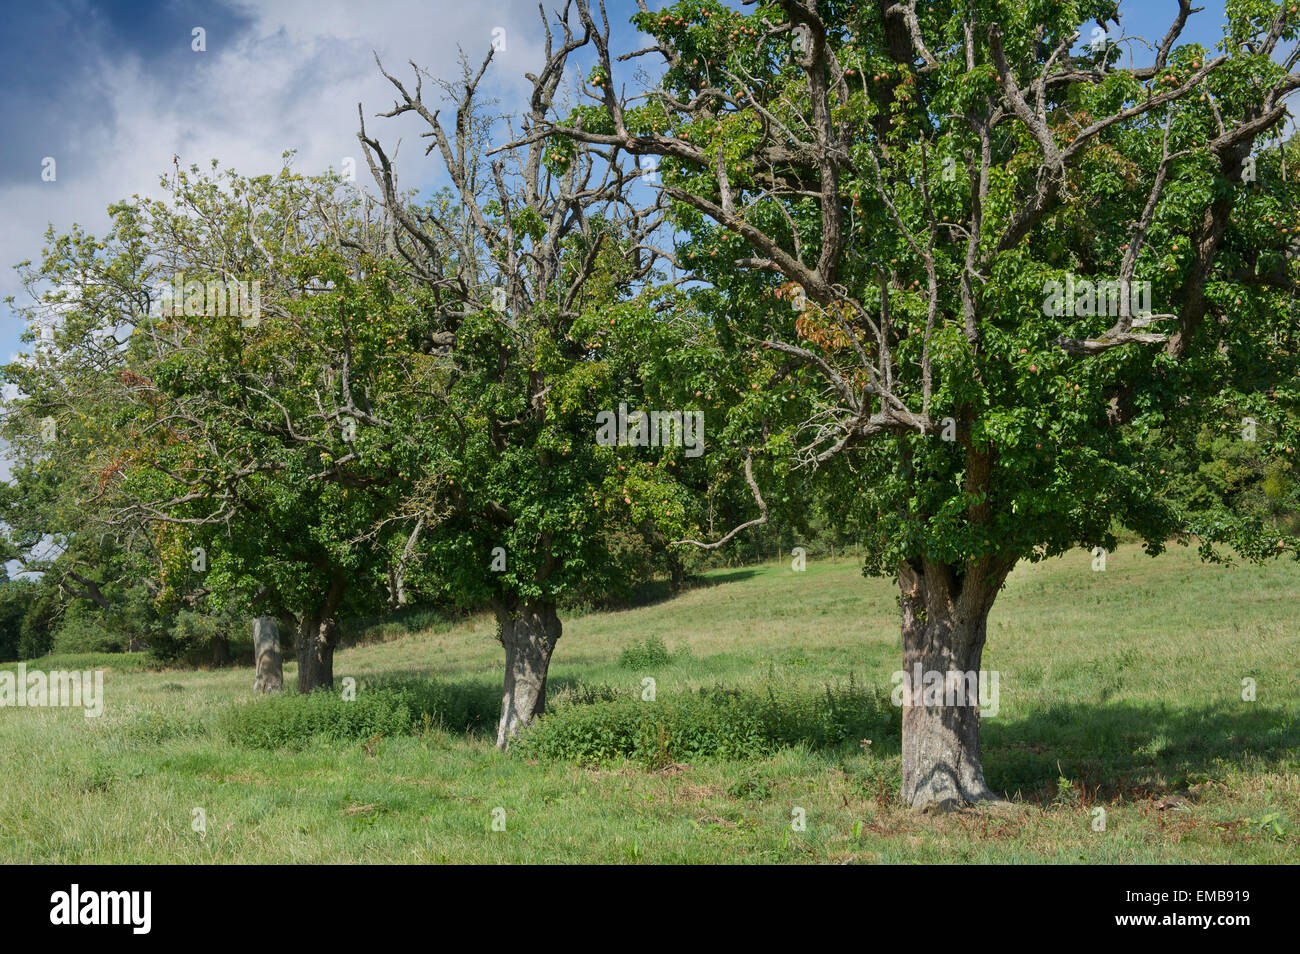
[672,452,769,549]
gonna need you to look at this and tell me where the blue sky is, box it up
[0,0,659,356]
[0,0,1236,367]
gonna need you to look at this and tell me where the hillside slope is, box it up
[1,545,1296,863]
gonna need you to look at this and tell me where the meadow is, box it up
[1,544,1296,864]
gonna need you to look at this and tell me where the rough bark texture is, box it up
[387,515,423,608]
[252,615,283,693]
[495,600,561,750]
[295,574,345,693]
[898,558,1009,812]
[296,615,337,693]
[386,565,406,608]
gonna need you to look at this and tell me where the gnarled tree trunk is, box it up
[898,557,1010,812]
[252,615,282,693]
[296,615,338,693]
[387,515,424,608]
[495,600,561,750]
[296,573,345,694]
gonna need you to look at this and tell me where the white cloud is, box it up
[1,0,556,358]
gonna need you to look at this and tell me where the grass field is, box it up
[2,544,1297,863]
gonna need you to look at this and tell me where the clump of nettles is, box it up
[515,676,897,768]
[548,682,622,708]
[618,635,685,669]
[218,679,499,750]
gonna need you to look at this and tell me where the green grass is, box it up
[1,544,1297,863]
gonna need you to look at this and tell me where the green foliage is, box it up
[515,676,896,767]
[726,773,775,800]
[1,160,425,655]
[1143,413,1300,550]
[0,579,50,661]
[154,608,247,664]
[618,635,680,669]
[1249,810,1291,842]
[50,613,128,655]
[546,681,622,708]
[594,0,1300,583]
[1054,775,1081,807]
[218,679,500,750]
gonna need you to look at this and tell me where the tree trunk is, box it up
[296,615,337,693]
[252,616,282,693]
[387,565,406,608]
[897,558,1009,812]
[211,634,230,666]
[387,516,424,608]
[295,573,345,694]
[495,600,561,750]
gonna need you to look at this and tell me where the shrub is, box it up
[618,635,682,669]
[515,676,896,767]
[217,678,501,750]
[51,614,130,655]
[548,681,622,707]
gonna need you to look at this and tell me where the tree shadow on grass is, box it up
[348,669,904,759]
[985,701,1299,805]
[354,672,611,740]
[694,569,759,588]
[562,569,761,619]
[336,572,760,660]
[316,671,1295,804]
[338,603,471,648]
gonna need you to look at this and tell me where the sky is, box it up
[0,0,662,358]
[0,0,1239,369]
